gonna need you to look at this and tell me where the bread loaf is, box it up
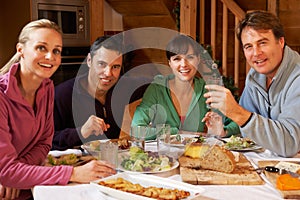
[178,143,236,173]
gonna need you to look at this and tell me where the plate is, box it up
[118,160,179,174]
[118,151,179,174]
[168,134,200,147]
[224,144,263,152]
[90,173,204,200]
[222,137,263,152]
[81,139,131,157]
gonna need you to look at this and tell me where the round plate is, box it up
[168,134,199,147]
[118,160,179,174]
[222,138,263,152]
[224,144,263,152]
[81,139,131,157]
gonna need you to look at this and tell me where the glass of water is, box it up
[156,124,171,156]
[130,125,148,150]
[206,76,223,109]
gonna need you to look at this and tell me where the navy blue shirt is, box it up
[52,73,150,150]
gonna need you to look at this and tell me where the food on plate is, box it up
[98,177,191,200]
[113,138,132,150]
[84,138,131,152]
[169,134,205,145]
[47,153,78,166]
[179,142,236,173]
[275,161,300,174]
[120,146,173,172]
[276,174,300,190]
[224,135,255,150]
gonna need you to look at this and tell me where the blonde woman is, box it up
[0,19,115,200]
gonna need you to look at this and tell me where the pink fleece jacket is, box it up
[0,64,73,198]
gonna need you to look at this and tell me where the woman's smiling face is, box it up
[169,45,199,83]
[18,28,62,80]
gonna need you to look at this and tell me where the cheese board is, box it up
[258,160,300,199]
[180,153,264,185]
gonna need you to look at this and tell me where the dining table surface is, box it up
[33,139,300,200]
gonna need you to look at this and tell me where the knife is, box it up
[265,166,300,178]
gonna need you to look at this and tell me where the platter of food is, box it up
[82,138,132,158]
[168,134,203,147]
[119,146,178,174]
[46,153,95,167]
[223,136,262,152]
[90,172,204,200]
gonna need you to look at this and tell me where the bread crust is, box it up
[179,144,236,173]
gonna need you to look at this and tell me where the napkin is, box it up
[48,149,82,157]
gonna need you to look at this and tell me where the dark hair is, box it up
[236,10,285,45]
[166,34,201,60]
[89,35,123,58]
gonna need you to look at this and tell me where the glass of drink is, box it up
[100,141,119,168]
[206,111,224,138]
[206,76,223,109]
[156,124,171,156]
[130,125,148,150]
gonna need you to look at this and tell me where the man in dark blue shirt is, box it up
[52,35,150,150]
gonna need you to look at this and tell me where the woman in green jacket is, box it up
[131,34,240,140]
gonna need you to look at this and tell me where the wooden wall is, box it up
[0,1,31,68]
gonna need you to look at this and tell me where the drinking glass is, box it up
[206,76,223,109]
[206,111,224,138]
[100,141,119,167]
[130,125,148,150]
[156,124,171,156]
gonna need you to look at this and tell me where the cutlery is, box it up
[265,166,300,178]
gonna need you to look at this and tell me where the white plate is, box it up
[224,144,263,152]
[118,160,179,174]
[81,139,130,156]
[222,138,262,152]
[90,173,204,200]
[168,134,200,147]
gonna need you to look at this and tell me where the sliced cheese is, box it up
[277,174,300,190]
[275,161,300,173]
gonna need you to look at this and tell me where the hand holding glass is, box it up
[206,76,223,109]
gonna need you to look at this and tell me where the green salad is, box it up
[120,146,173,172]
[224,135,255,150]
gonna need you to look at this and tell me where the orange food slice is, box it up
[276,174,300,190]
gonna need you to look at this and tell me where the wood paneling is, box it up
[123,16,176,29]
[89,0,104,43]
[106,0,174,16]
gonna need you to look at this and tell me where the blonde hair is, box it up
[0,19,62,75]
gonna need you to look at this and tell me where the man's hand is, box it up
[204,85,252,126]
[81,115,110,138]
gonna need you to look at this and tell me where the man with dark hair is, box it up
[52,35,148,150]
[204,10,300,157]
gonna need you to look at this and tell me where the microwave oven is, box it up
[31,0,90,47]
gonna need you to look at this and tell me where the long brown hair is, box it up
[0,19,62,75]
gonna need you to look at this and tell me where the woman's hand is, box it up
[0,184,20,200]
[202,111,226,137]
[81,115,110,138]
[70,160,116,183]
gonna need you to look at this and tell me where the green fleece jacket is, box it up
[132,74,240,140]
